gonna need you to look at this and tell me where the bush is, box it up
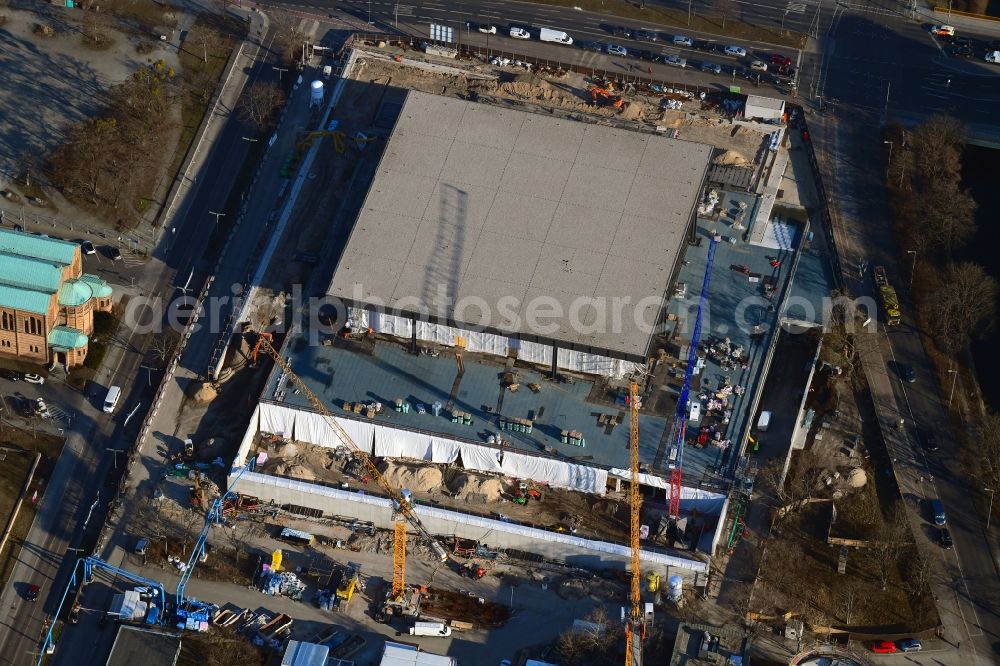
[84,341,108,370]
[93,311,116,339]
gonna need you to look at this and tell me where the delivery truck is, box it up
[539,28,573,45]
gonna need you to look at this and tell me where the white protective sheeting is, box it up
[355,309,644,379]
[373,427,460,463]
[501,451,607,495]
[237,404,261,465]
[293,408,376,453]
[607,469,726,515]
[458,442,503,473]
[259,402,295,437]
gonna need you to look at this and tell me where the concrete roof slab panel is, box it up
[384,131,452,175]
[545,203,619,253]
[513,116,583,162]
[468,230,541,285]
[364,173,436,217]
[439,142,510,189]
[499,152,573,201]
[483,192,558,242]
[562,164,634,213]
[575,126,645,172]
[455,103,523,150]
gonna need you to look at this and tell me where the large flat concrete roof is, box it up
[327,90,713,359]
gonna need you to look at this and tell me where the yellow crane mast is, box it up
[252,333,447,602]
[625,381,643,666]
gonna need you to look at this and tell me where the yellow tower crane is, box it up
[625,381,644,666]
[252,333,447,610]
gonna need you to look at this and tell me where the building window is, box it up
[0,312,11,331]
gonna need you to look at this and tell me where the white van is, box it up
[509,26,530,39]
[104,385,121,413]
[539,28,572,45]
[757,410,772,432]
[409,621,452,637]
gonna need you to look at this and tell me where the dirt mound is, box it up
[271,461,316,481]
[619,100,646,121]
[713,149,751,167]
[191,381,218,404]
[449,474,502,502]
[378,460,442,492]
[498,73,556,100]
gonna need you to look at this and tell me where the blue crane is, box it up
[667,237,717,516]
[37,557,168,663]
[175,459,256,624]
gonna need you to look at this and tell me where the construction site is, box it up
[197,34,835,595]
[62,31,838,666]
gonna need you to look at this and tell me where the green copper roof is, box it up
[48,326,88,350]
[58,280,94,307]
[79,274,112,299]
[0,284,50,314]
[0,252,63,293]
[0,229,77,265]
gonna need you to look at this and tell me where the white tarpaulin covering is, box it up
[373,428,460,463]
[458,442,503,473]
[501,451,607,494]
[608,469,726,515]
[259,402,295,437]
[352,308,643,379]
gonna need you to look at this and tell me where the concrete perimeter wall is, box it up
[235,471,709,583]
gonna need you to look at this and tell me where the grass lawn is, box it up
[528,0,807,49]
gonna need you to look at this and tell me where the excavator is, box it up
[590,85,625,109]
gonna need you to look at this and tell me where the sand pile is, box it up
[191,381,217,404]
[378,460,442,492]
[619,100,646,121]
[497,73,557,100]
[713,149,751,167]
[271,461,317,481]
[450,474,502,502]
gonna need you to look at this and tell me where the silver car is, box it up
[724,45,747,57]
[606,44,628,57]
[701,62,722,74]
[663,54,687,68]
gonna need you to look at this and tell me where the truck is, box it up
[409,621,452,637]
[873,266,901,326]
[539,28,573,45]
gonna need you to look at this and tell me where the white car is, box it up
[23,373,44,384]
[930,24,955,37]
[509,26,530,39]
[750,59,768,71]
[476,23,497,34]
[724,45,746,57]
[672,35,693,47]
[986,50,1000,63]
[34,398,51,419]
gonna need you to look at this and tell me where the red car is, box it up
[770,53,793,67]
[867,641,897,654]
[25,584,40,602]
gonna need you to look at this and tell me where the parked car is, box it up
[938,528,953,549]
[724,45,746,57]
[475,23,497,34]
[108,246,123,261]
[701,62,722,74]
[662,54,687,68]
[750,59,768,71]
[898,639,923,652]
[930,24,955,37]
[952,36,974,57]
[23,373,44,385]
[509,26,530,39]
[25,584,40,602]
[606,44,628,57]
[672,34,693,47]
[0,370,19,381]
[634,29,658,42]
[576,40,604,52]
[770,53,793,67]
[693,39,717,51]
[611,26,633,39]
[636,49,657,61]
[867,641,897,654]
[134,537,150,555]
[899,363,916,383]
[81,240,96,255]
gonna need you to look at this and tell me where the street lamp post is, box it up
[947,367,958,408]
[883,140,893,180]
[986,487,995,530]
[906,249,916,290]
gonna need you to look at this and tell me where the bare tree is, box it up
[866,504,909,591]
[134,497,172,557]
[908,114,965,192]
[176,507,204,556]
[928,262,997,353]
[150,332,178,366]
[714,0,737,29]
[81,4,113,48]
[224,521,262,564]
[979,412,1000,493]
[555,606,615,665]
[238,81,285,132]
[269,11,308,64]
[916,183,977,258]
